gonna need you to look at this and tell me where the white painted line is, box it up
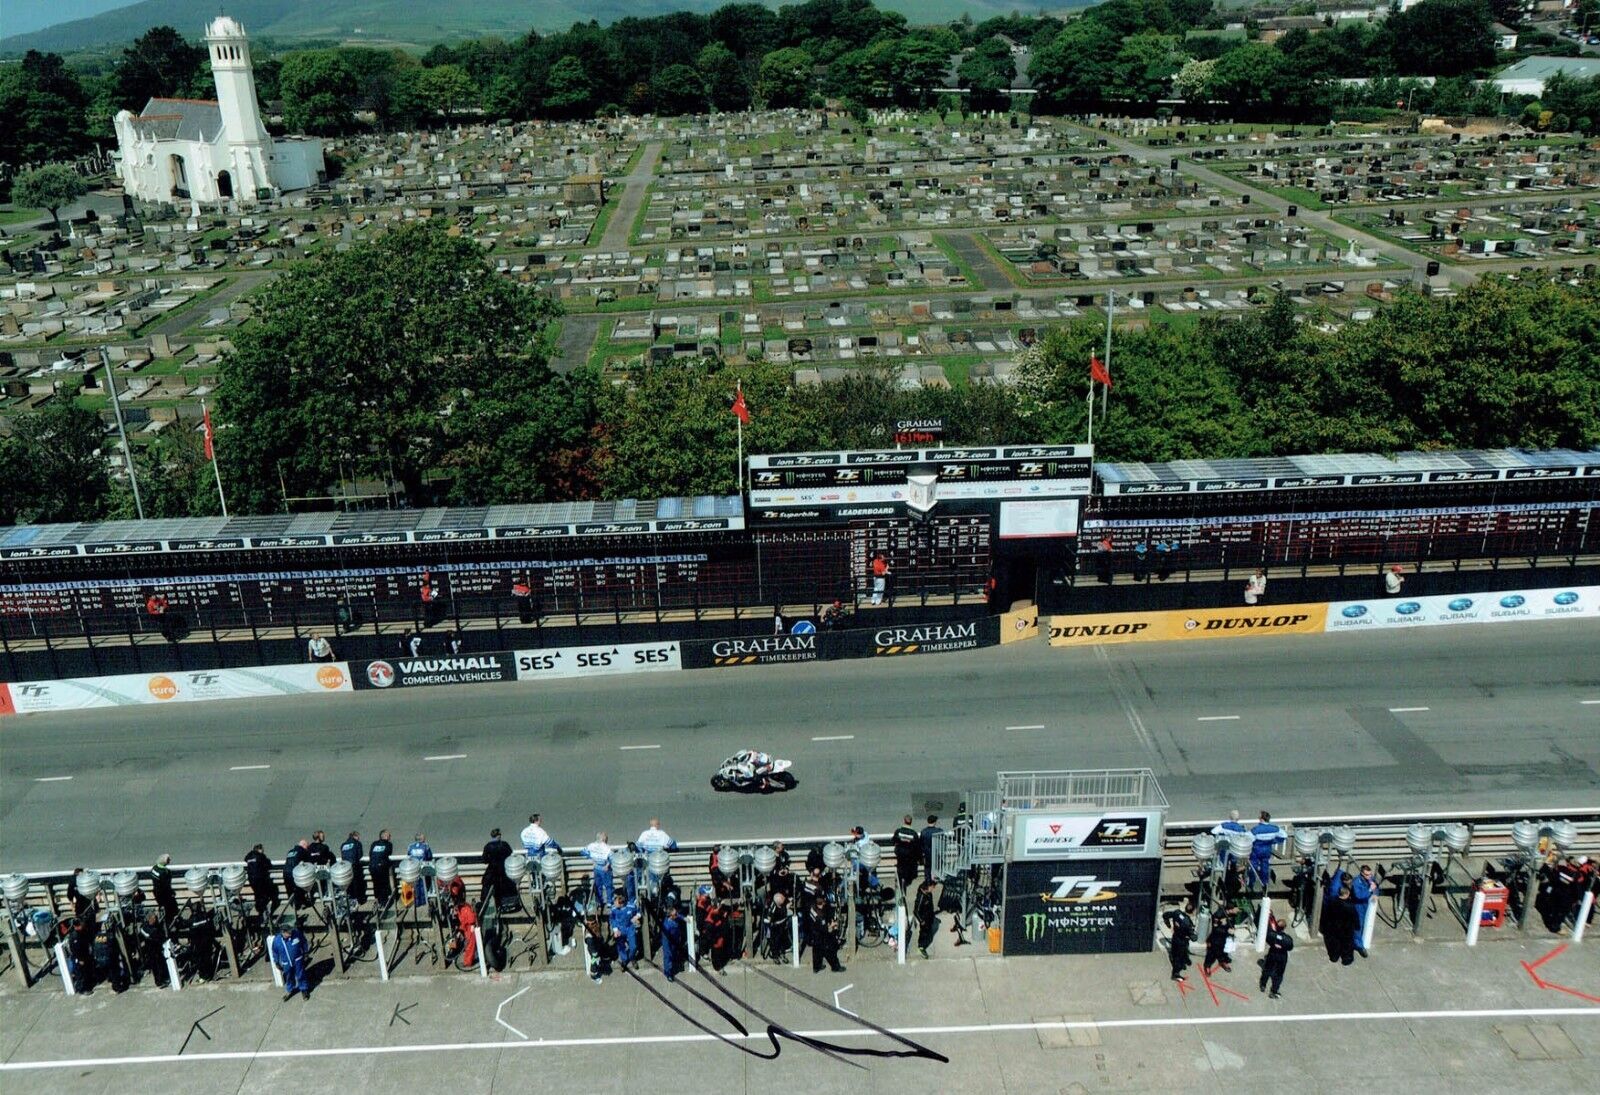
[33,776,73,783]
[495,986,531,1041]
[811,734,854,741]
[1005,724,1045,731]
[2,1007,1595,1071]
[1582,700,1600,706]
[229,765,271,771]
[619,744,661,751]
[1196,715,1240,722]
[424,754,467,761]
[1388,707,1430,713]
[832,983,857,1017]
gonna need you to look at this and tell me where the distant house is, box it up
[1492,55,1600,95]
[1491,23,1519,50]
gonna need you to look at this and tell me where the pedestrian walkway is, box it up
[600,141,662,252]
[2,923,1593,1093]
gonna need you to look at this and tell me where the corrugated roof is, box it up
[1096,448,1600,486]
[0,497,745,548]
[1495,56,1600,81]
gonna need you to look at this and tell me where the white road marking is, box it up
[33,776,72,783]
[1388,707,1430,713]
[494,986,531,1041]
[1005,724,1045,731]
[424,754,466,761]
[1196,716,1240,722]
[811,735,854,741]
[229,765,271,771]
[832,983,857,1016]
[1,1007,1595,1070]
[619,745,661,751]
[1095,646,1160,760]
[1582,700,1600,705]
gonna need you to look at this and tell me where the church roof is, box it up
[131,98,223,143]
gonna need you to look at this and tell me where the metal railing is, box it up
[995,768,1170,811]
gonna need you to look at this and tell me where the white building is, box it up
[113,17,324,208]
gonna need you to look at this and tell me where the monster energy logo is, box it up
[1022,912,1047,942]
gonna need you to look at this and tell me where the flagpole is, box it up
[1102,289,1113,419]
[202,399,228,517]
[1086,375,1095,449]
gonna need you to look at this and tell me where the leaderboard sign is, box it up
[746,445,1092,525]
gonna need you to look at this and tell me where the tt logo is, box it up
[188,673,219,686]
[1022,912,1047,941]
[1045,876,1120,903]
[18,684,49,697]
[1098,823,1137,838]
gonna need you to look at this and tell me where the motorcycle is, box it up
[711,752,796,793]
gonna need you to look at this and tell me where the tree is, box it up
[958,37,1014,112]
[1204,43,1288,106]
[1029,20,1121,108]
[1172,57,1217,101]
[417,64,477,120]
[12,163,88,229]
[279,51,360,135]
[1381,0,1496,77]
[696,42,750,111]
[113,26,207,110]
[0,390,114,527]
[133,419,219,519]
[891,34,957,107]
[543,55,593,118]
[0,51,92,171]
[1108,33,1182,103]
[651,63,707,116]
[757,47,814,108]
[214,222,563,513]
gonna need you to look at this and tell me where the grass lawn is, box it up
[586,195,619,246]
[0,206,47,226]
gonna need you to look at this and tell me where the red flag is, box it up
[730,386,750,424]
[1090,355,1113,390]
[202,403,215,460]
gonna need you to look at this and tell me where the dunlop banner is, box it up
[1000,603,1039,644]
[1049,602,1329,646]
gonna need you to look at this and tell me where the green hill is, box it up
[2,0,1057,54]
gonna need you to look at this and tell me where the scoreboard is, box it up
[747,445,1093,527]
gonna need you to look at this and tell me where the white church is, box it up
[113,16,325,208]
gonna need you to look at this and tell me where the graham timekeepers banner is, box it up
[1003,857,1161,956]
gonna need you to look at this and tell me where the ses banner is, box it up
[515,642,681,680]
[1326,585,1600,632]
[1049,603,1327,646]
[1003,857,1161,956]
[3,663,353,714]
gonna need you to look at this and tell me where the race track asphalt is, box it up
[3,620,1598,871]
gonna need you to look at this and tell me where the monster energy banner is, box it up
[1003,857,1161,956]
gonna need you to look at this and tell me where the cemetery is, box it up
[3,109,1596,439]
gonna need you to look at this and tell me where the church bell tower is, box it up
[205,16,272,200]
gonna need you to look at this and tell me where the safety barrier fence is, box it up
[3,810,1595,993]
[1,617,1005,714]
